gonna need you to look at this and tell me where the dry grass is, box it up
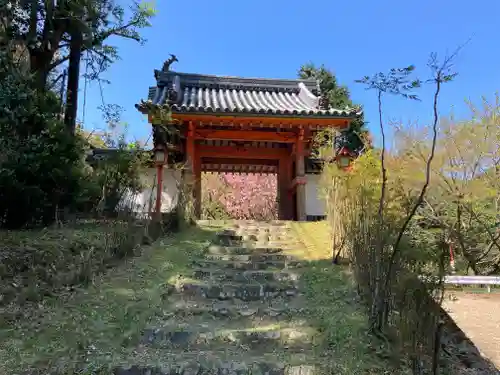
[0,220,145,307]
[0,221,415,375]
[290,221,332,260]
[290,221,411,374]
[0,225,217,374]
[293,222,500,374]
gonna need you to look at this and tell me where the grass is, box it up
[1,220,411,375]
[291,221,332,260]
[290,221,411,374]
[0,220,148,307]
[0,225,218,375]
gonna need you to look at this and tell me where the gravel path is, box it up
[443,291,500,370]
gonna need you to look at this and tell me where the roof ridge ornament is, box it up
[318,94,330,110]
[154,54,178,81]
[316,83,329,110]
[314,79,330,110]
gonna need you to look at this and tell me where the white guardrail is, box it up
[444,275,500,285]
[420,275,500,292]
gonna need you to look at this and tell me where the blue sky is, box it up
[78,0,500,147]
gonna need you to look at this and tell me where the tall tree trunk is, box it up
[30,51,51,89]
[64,30,82,135]
[59,69,67,113]
[27,0,63,90]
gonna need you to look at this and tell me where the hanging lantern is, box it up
[335,147,354,171]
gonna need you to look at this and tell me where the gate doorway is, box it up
[136,70,359,221]
[201,168,278,220]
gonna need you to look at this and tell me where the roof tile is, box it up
[139,71,361,118]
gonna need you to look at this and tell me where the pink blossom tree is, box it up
[201,173,278,220]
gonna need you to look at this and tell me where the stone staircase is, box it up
[115,220,318,375]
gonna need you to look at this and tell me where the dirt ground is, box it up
[443,290,500,369]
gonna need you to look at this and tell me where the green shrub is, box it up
[0,53,87,229]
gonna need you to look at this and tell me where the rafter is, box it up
[201,157,278,166]
[194,129,296,143]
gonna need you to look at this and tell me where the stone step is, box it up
[217,232,295,243]
[216,233,293,243]
[193,259,304,271]
[215,241,301,249]
[231,219,288,226]
[193,268,300,283]
[204,254,294,262]
[226,222,291,228]
[213,229,298,239]
[115,360,316,375]
[176,281,299,301]
[150,309,307,327]
[140,323,315,351]
[232,226,291,232]
[224,227,292,236]
[206,245,285,255]
[118,220,318,375]
[196,219,233,226]
[165,298,308,320]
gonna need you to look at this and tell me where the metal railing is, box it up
[444,275,500,293]
[419,275,500,292]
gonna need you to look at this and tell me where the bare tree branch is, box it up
[386,44,467,290]
[48,21,143,70]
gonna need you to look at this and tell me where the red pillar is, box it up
[186,122,195,168]
[295,128,306,221]
[155,164,163,221]
[193,149,202,219]
[278,156,292,220]
[186,121,201,219]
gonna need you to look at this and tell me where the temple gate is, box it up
[136,68,360,221]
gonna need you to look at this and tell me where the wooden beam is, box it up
[173,114,352,129]
[201,157,278,167]
[201,165,278,174]
[197,145,288,160]
[194,129,296,143]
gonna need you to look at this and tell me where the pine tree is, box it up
[299,63,368,153]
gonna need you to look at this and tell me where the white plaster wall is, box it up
[305,174,326,217]
[120,167,181,215]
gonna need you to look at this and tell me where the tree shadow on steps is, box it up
[5,223,446,375]
[112,224,408,375]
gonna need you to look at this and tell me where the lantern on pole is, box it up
[335,146,354,171]
[154,145,167,165]
[154,144,168,221]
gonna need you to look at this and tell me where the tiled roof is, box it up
[139,71,360,118]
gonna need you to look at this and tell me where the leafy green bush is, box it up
[0,53,87,229]
[87,143,147,216]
